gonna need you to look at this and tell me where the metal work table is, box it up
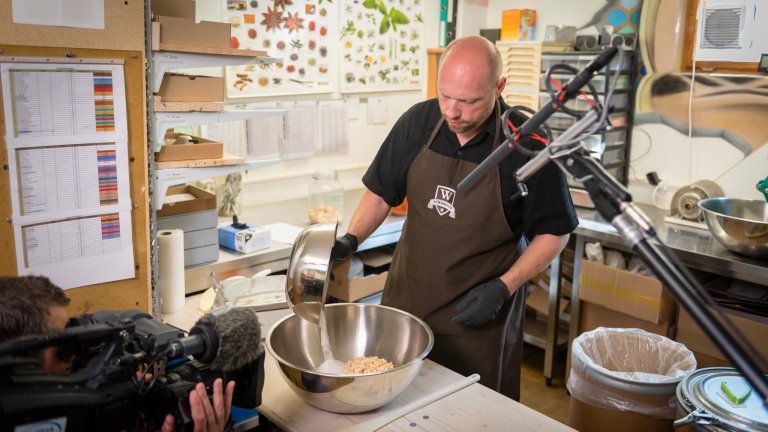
[563,203,768,380]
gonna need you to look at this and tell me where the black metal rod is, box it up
[629,233,768,402]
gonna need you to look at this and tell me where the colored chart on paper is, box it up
[16,144,120,215]
[22,213,122,268]
[9,68,115,138]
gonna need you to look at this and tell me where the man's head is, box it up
[0,276,71,372]
[437,35,505,140]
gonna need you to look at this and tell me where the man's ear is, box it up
[495,76,506,97]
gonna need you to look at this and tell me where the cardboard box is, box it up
[157,185,216,217]
[156,132,224,162]
[157,73,225,103]
[579,260,676,324]
[328,249,392,302]
[579,302,675,339]
[569,395,674,432]
[675,305,768,366]
[525,283,569,319]
[151,0,195,19]
[156,15,231,49]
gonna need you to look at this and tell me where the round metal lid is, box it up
[677,367,768,431]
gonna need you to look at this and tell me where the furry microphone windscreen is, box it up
[194,307,261,372]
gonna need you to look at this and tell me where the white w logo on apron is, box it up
[427,185,456,218]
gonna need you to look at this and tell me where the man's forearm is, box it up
[345,189,392,244]
[498,233,570,295]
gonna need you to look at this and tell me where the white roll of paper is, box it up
[158,229,185,314]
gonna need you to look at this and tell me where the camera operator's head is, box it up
[0,275,71,372]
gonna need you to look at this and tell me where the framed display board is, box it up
[0,45,150,314]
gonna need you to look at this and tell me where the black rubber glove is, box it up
[451,278,510,327]
[330,233,358,261]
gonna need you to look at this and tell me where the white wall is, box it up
[194,1,441,205]
[484,0,606,39]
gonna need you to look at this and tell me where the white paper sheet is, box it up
[11,0,105,29]
[14,211,135,289]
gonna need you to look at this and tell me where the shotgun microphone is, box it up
[457,46,618,193]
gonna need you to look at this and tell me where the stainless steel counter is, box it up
[183,189,405,293]
[574,203,768,286]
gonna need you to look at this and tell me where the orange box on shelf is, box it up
[500,9,536,41]
[157,73,225,102]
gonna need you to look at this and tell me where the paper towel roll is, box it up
[158,229,185,314]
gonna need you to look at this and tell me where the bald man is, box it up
[333,36,577,399]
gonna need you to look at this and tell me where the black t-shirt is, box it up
[363,98,578,239]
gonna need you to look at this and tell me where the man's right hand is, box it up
[161,378,235,432]
[330,233,358,261]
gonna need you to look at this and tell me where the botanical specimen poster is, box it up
[339,0,424,93]
[224,0,338,98]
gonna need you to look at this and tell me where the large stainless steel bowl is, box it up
[698,198,768,258]
[266,303,434,413]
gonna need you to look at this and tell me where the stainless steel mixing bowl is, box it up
[698,198,768,258]
[266,303,434,413]
[286,222,337,324]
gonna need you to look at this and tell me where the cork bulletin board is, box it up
[0,0,151,314]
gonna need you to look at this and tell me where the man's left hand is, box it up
[451,278,510,327]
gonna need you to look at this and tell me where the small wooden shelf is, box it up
[156,43,267,57]
[155,153,245,169]
[153,96,223,112]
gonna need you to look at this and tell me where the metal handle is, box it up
[673,408,716,428]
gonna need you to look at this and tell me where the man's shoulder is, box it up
[399,99,441,125]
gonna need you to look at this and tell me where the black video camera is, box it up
[0,309,264,431]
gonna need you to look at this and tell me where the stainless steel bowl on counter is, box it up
[266,303,434,413]
[698,198,768,259]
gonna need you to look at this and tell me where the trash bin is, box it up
[567,327,697,432]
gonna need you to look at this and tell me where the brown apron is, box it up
[381,103,528,400]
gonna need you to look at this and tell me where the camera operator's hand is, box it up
[161,378,235,432]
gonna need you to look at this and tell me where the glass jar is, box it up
[308,169,344,224]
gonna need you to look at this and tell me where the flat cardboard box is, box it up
[156,15,230,49]
[156,185,216,217]
[579,302,674,339]
[328,250,392,302]
[579,260,676,324]
[151,0,195,19]
[156,133,224,162]
[675,305,768,366]
[157,74,225,103]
